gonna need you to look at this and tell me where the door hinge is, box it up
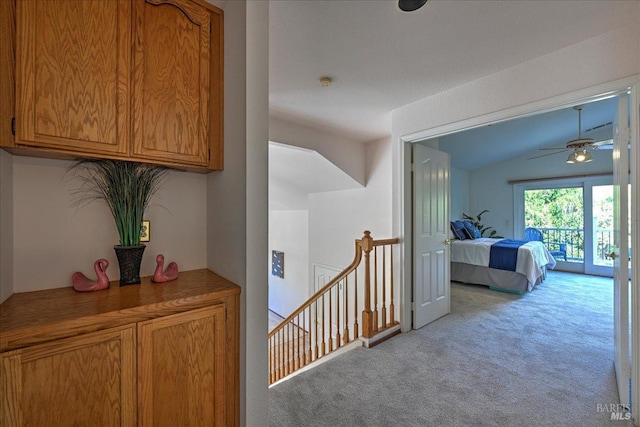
[11,117,15,136]
[411,163,415,172]
[411,302,415,311]
[208,148,211,161]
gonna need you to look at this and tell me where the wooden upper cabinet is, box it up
[7,0,223,171]
[132,0,221,168]
[15,0,131,155]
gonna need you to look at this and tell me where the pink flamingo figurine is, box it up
[72,259,110,292]
[152,254,179,283]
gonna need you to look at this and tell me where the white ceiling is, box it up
[269,0,638,147]
[269,142,362,210]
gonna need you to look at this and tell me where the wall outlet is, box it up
[140,220,150,242]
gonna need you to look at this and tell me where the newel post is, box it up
[361,230,374,338]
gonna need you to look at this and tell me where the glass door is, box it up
[587,182,631,276]
[516,176,619,277]
[591,184,614,273]
[523,186,584,273]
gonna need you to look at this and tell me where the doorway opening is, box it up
[402,87,637,415]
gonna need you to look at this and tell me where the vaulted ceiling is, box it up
[438,96,618,170]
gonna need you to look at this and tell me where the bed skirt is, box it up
[451,262,547,294]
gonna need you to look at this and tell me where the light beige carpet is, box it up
[269,271,629,426]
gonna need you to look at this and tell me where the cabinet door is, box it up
[0,326,136,427]
[132,0,212,167]
[138,304,228,426]
[15,0,131,155]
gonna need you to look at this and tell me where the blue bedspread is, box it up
[489,239,526,271]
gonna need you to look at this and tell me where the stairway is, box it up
[268,231,400,385]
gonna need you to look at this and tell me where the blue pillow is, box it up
[462,221,481,239]
[450,221,467,240]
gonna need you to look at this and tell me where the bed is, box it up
[450,237,556,294]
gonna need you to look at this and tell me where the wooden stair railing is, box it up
[268,231,400,385]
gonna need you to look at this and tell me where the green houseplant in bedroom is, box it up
[68,159,168,286]
[462,209,502,238]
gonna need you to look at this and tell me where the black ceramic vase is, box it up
[114,245,146,286]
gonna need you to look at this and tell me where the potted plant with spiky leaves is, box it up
[68,159,168,285]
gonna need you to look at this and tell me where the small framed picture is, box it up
[272,250,284,278]
[140,220,150,242]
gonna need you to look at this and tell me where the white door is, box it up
[313,264,344,339]
[613,94,631,407]
[413,144,450,329]
[313,264,342,292]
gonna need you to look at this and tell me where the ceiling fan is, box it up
[528,105,613,163]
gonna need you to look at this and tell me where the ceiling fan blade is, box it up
[538,147,569,151]
[591,138,613,147]
[527,150,568,160]
[584,121,613,134]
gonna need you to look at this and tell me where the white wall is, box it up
[0,149,12,303]
[207,0,247,287]
[450,167,469,221]
[308,137,393,275]
[206,0,249,422]
[270,114,367,186]
[468,147,613,240]
[206,1,269,425]
[245,2,269,423]
[268,142,363,211]
[10,156,207,293]
[392,22,640,331]
[268,210,309,317]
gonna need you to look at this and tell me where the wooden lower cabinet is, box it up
[0,269,239,427]
[1,326,137,426]
[138,305,228,426]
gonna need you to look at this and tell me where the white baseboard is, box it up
[360,324,401,348]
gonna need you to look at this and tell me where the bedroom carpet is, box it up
[269,271,628,427]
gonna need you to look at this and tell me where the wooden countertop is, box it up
[0,269,240,352]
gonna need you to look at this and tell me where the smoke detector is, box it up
[318,77,333,87]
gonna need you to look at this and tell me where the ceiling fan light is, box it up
[567,148,593,164]
[575,149,587,162]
